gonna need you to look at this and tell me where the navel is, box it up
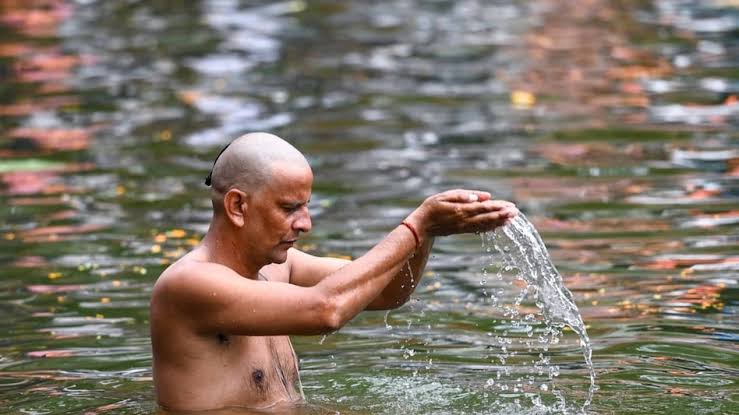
[217,333,230,345]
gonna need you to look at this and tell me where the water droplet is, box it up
[481,214,595,410]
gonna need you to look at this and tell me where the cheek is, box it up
[268,212,291,232]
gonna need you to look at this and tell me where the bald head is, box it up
[207,132,310,209]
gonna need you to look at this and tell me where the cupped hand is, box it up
[405,189,518,239]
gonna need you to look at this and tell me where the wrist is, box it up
[400,221,420,250]
[403,208,429,246]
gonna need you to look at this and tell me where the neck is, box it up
[201,218,262,279]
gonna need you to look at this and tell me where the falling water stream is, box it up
[367,215,596,414]
[479,214,597,413]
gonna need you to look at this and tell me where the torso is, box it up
[151,257,302,411]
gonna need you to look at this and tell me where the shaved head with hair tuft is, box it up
[208,132,310,213]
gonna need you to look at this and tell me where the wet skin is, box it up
[150,160,518,411]
[152,257,302,410]
[151,162,314,411]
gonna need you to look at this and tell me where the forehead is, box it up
[265,161,313,199]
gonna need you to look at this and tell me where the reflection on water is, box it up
[0,0,737,414]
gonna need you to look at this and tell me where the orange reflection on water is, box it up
[20,222,107,242]
[677,284,725,311]
[512,177,634,202]
[533,142,649,167]
[513,0,667,124]
[27,284,86,294]
[638,255,738,270]
[534,216,671,234]
[0,0,96,202]
[0,0,72,37]
[8,127,94,152]
[1,163,93,195]
[0,95,79,117]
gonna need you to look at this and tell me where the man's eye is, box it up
[282,201,309,213]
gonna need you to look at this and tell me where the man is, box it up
[150,132,518,412]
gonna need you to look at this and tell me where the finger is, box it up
[464,210,515,232]
[451,200,516,216]
[499,200,516,209]
[474,191,492,202]
[485,200,517,212]
[499,205,519,218]
[494,201,518,218]
[440,189,492,203]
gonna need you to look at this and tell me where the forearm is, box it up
[309,189,517,329]
[314,224,418,328]
[366,236,434,310]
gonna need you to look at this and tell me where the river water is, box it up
[0,0,737,414]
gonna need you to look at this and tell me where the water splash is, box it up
[384,310,393,330]
[383,261,416,331]
[481,214,596,413]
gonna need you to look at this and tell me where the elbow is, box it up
[317,292,344,333]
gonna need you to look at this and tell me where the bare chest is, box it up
[213,333,302,405]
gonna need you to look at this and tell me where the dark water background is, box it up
[0,0,737,413]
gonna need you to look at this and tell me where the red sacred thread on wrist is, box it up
[400,221,420,250]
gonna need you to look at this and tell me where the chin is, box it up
[269,251,289,264]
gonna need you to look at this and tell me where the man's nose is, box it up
[294,209,312,233]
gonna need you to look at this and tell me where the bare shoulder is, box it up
[151,252,242,312]
[260,260,290,283]
[150,250,332,337]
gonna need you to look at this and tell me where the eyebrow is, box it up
[204,142,232,186]
[281,199,310,207]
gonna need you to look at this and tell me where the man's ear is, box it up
[223,189,248,227]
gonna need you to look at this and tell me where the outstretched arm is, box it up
[154,190,517,337]
[286,234,432,311]
[288,191,517,310]
[155,222,424,337]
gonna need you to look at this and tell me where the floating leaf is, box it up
[166,229,187,238]
[510,90,536,109]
